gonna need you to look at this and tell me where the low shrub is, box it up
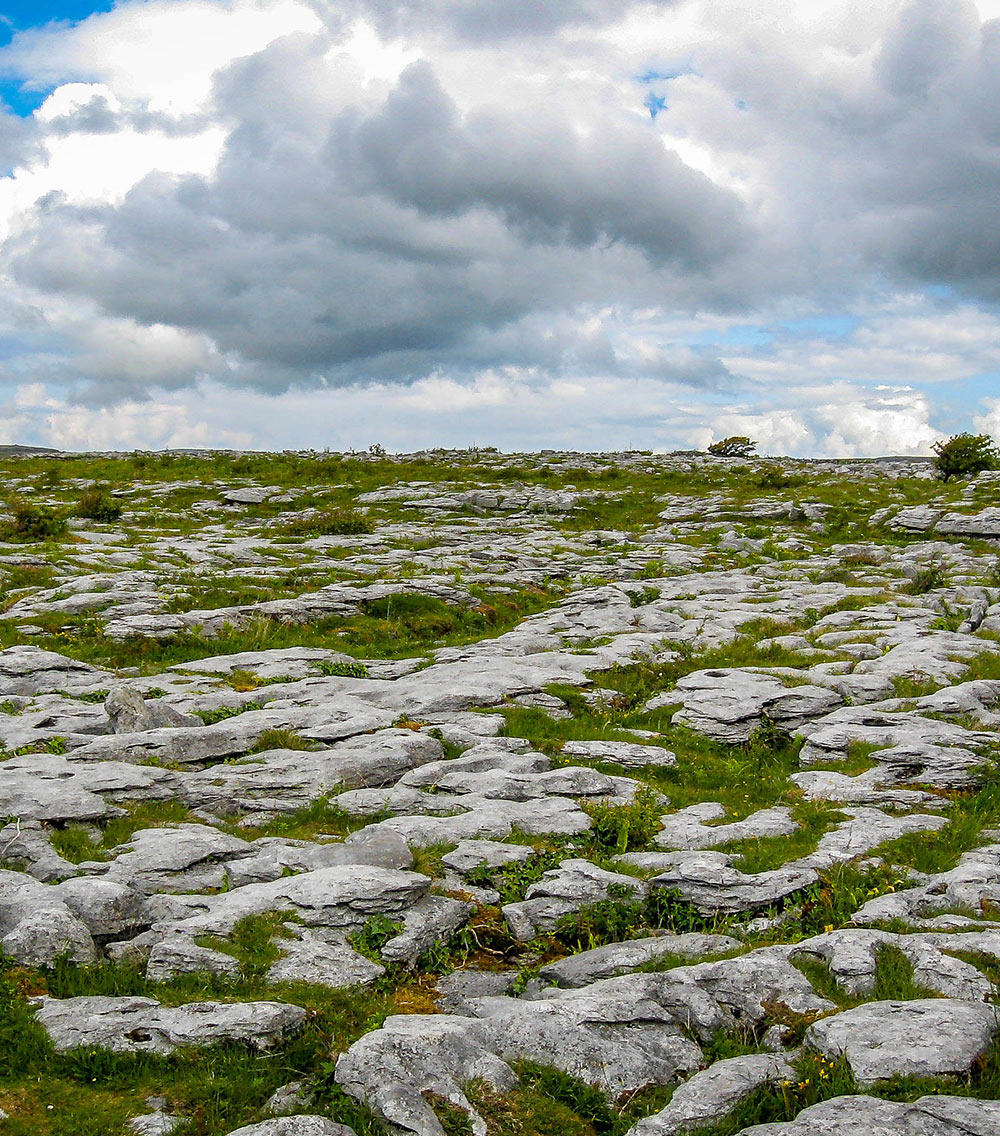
[281,508,374,536]
[74,483,122,522]
[932,432,1000,481]
[1,496,68,541]
[707,436,757,458]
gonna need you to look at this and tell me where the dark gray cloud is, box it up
[4,0,1000,410]
[314,0,678,42]
[3,41,747,399]
[331,62,743,270]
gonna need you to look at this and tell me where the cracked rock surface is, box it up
[2,449,1000,1136]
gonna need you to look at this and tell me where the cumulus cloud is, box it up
[0,0,996,452]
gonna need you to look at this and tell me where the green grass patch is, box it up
[47,801,193,864]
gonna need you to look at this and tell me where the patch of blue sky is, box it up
[1,0,113,43]
[692,324,774,348]
[921,371,1000,402]
[636,66,693,84]
[770,313,860,339]
[1,0,113,115]
[644,92,667,118]
[0,80,53,117]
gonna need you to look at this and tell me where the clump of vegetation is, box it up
[247,727,315,753]
[932,432,1000,481]
[74,483,122,522]
[465,849,566,904]
[314,659,369,678]
[707,436,757,458]
[582,786,663,855]
[904,563,946,594]
[281,507,374,536]
[1,496,67,541]
[349,913,404,960]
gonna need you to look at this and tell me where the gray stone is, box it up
[223,1120,356,1136]
[736,1094,1000,1135]
[538,933,740,988]
[127,1114,188,1135]
[652,669,841,743]
[33,995,307,1054]
[650,853,817,914]
[268,932,384,988]
[655,804,796,851]
[560,739,678,768]
[805,998,999,1084]
[439,840,533,874]
[503,859,646,940]
[106,686,200,733]
[627,1053,793,1136]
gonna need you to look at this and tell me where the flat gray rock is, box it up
[737,1093,1000,1135]
[34,995,306,1054]
[224,1119,356,1136]
[650,852,817,914]
[560,739,678,768]
[805,998,999,1084]
[538,933,740,988]
[627,1052,793,1136]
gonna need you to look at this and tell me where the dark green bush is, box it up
[281,507,374,536]
[707,436,756,458]
[932,432,999,481]
[1,495,67,541]
[74,483,122,522]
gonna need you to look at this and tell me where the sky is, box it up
[0,0,999,455]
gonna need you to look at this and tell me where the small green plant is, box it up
[583,786,663,855]
[314,659,369,678]
[932,432,1000,481]
[904,564,946,594]
[281,508,374,536]
[707,436,757,458]
[195,701,264,725]
[349,914,403,960]
[465,849,566,904]
[2,496,68,541]
[74,484,122,522]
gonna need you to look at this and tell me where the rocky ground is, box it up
[2,448,1000,1136]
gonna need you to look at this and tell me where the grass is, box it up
[246,727,315,753]
[221,795,386,841]
[280,507,374,537]
[47,801,193,863]
[721,802,846,873]
[196,912,299,981]
[871,765,1000,875]
[0,584,562,672]
[0,950,389,1136]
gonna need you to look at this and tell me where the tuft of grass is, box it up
[195,701,265,725]
[196,911,298,982]
[280,507,374,536]
[904,565,946,594]
[314,659,369,678]
[74,484,122,523]
[48,801,192,863]
[582,787,663,856]
[247,728,314,753]
[871,943,939,1002]
[1,497,68,542]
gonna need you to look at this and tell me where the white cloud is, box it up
[0,0,995,452]
[1,0,322,113]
